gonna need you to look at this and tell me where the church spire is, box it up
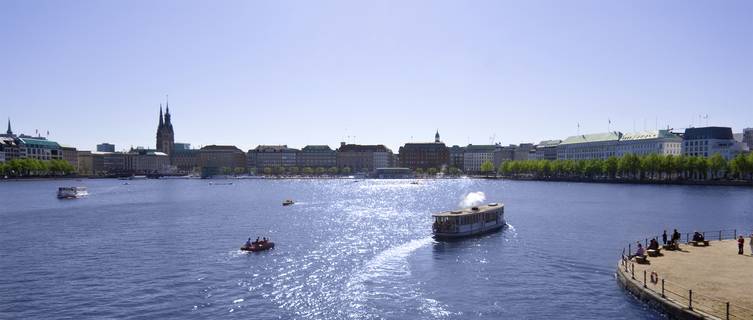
[165,94,170,115]
[159,104,164,127]
[435,130,440,143]
[6,118,12,135]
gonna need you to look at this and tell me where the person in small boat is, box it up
[246,238,252,247]
[255,237,260,244]
[262,237,268,244]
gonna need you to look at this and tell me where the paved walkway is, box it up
[626,239,753,318]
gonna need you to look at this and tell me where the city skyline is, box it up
[2,1,752,152]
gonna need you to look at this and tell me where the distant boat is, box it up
[241,240,275,252]
[432,203,505,239]
[209,182,233,185]
[410,181,419,185]
[282,199,295,206]
[57,187,88,199]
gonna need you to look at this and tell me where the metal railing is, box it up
[620,229,753,320]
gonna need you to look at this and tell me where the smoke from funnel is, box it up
[459,192,486,208]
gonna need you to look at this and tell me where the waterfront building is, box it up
[172,148,199,173]
[297,145,336,168]
[515,143,534,161]
[493,145,514,168]
[17,136,63,161]
[616,130,682,157]
[0,137,21,161]
[463,144,499,173]
[96,143,115,153]
[682,127,743,159]
[60,146,78,168]
[91,152,128,175]
[557,132,621,160]
[76,151,93,175]
[449,145,465,170]
[155,104,175,157]
[531,140,561,160]
[336,143,393,172]
[126,148,170,174]
[374,167,414,179]
[198,145,246,176]
[398,132,449,170]
[742,128,753,151]
[247,145,299,170]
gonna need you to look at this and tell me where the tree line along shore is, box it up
[0,159,76,177]
[490,153,753,183]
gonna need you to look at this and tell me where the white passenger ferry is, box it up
[57,187,88,199]
[432,203,505,239]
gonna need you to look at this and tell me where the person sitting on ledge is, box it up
[692,231,704,242]
[632,243,645,259]
[648,239,659,251]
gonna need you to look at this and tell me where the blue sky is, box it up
[1,0,751,151]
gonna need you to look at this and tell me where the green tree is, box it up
[315,167,325,175]
[221,167,232,175]
[480,160,495,177]
[263,167,273,175]
[341,167,351,175]
[427,167,438,176]
[448,167,461,175]
[415,168,424,175]
[302,167,314,175]
[288,167,300,175]
[328,167,338,175]
[274,166,285,175]
[603,156,618,179]
[233,167,246,175]
[708,153,726,180]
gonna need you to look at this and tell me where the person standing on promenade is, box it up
[738,236,745,255]
[662,230,668,245]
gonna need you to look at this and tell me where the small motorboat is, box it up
[57,187,88,199]
[241,241,275,252]
[282,199,295,206]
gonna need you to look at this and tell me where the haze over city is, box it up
[1,0,751,151]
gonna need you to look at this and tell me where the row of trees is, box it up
[0,159,77,177]
[491,153,753,181]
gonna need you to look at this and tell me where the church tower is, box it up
[156,98,175,157]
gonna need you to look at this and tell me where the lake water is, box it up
[1,179,752,319]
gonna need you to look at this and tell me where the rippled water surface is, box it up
[1,179,752,319]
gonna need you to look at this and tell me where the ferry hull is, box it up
[433,220,506,239]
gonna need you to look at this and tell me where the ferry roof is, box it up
[433,203,504,217]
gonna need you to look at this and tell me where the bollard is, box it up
[686,233,689,243]
[643,270,647,288]
[719,230,722,241]
[629,243,631,256]
[689,290,693,310]
[661,279,665,298]
[726,302,729,320]
[645,238,648,247]
[734,229,737,238]
[631,263,635,280]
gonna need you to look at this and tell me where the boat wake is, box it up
[343,236,454,319]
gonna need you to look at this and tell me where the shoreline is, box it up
[2,175,753,187]
[489,176,753,187]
